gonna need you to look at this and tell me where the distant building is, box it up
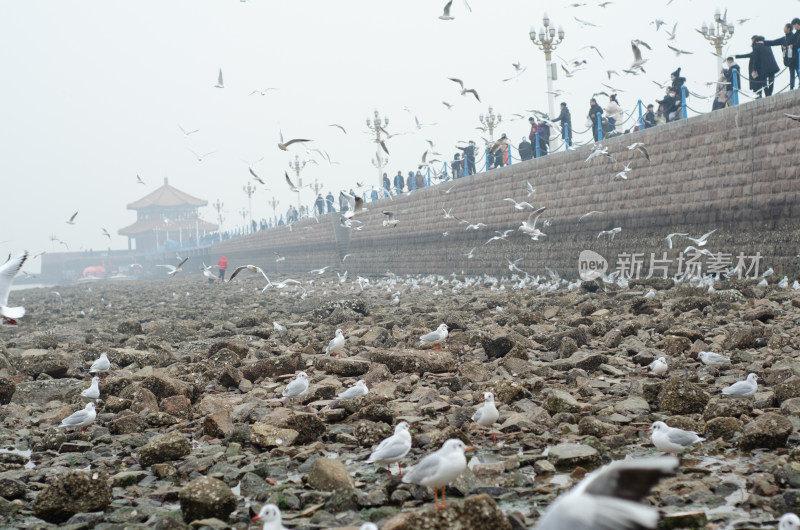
[118,178,217,252]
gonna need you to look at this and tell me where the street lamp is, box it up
[529,13,565,119]
[288,154,308,209]
[268,196,279,225]
[479,106,502,141]
[242,181,256,226]
[366,109,389,191]
[699,8,734,73]
[212,199,225,228]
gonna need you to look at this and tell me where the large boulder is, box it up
[724,326,763,350]
[548,443,601,470]
[11,378,82,405]
[658,377,709,415]
[138,430,191,467]
[369,350,455,374]
[313,357,371,376]
[33,471,111,524]
[0,377,15,404]
[241,352,302,382]
[13,349,70,378]
[306,458,354,491]
[141,374,199,402]
[382,494,511,530]
[250,423,299,448]
[544,389,581,414]
[179,477,237,523]
[479,330,530,360]
[740,413,792,450]
[703,397,753,420]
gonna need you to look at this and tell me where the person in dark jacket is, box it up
[538,120,551,155]
[670,67,687,99]
[382,172,391,196]
[518,137,533,161]
[588,98,603,141]
[314,194,325,216]
[414,171,426,189]
[724,57,742,105]
[736,35,780,97]
[325,191,335,213]
[657,88,679,123]
[393,171,404,194]
[456,141,476,175]
[764,23,797,89]
[552,102,572,145]
[451,153,464,177]
[643,104,657,128]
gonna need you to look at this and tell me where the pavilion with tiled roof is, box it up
[118,178,218,252]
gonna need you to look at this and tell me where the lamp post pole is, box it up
[529,13,565,120]
[366,109,389,191]
[288,155,307,210]
[700,8,734,73]
[212,199,224,228]
[268,196,279,225]
[479,106,502,142]
[242,181,256,227]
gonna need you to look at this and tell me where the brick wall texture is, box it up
[212,90,800,279]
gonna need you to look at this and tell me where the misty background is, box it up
[1,0,795,272]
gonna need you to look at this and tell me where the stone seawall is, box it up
[213,90,800,279]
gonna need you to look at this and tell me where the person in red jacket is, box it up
[218,256,228,282]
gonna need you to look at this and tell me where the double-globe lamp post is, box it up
[699,8,734,73]
[366,109,389,191]
[529,13,564,121]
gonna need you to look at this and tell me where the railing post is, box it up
[732,71,740,106]
[485,147,490,171]
[535,132,540,158]
[411,174,415,190]
[427,167,431,186]
[597,118,603,141]
[681,85,687,119]
[564,123,570,149]
[637,99,643,130]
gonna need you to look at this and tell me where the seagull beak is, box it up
[465,445,474,451]
[252,516,261,521]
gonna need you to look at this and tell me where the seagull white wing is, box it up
[369,435,410,462]
[666,428,701,446]
[283,378,307,397]
[61,409,92,426]
[0,252,27,309]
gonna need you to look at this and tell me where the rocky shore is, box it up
[0,273,798,529]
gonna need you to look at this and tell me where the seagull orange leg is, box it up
[386,467,391,476]
[398,462,402,476]
[441,487,446,509]
[434,344,441,351]
[491,428,497,441]
[433,487,439,508]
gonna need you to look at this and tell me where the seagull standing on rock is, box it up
[89,352,111,380]
[649,421,704,454]
[337,379,368,399]
[251,504,287,530]
[60,402,97,433]
[282,372,309,406]
[472,391,500,440]
[402,439,473,509]
[325,329,346,358]
[366,421,412,476]
[419,323,449,351]
[721,373,758,397]
[648,357,668,377]
[81,376,100,400]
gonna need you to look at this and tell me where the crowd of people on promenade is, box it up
[203,15,798,245]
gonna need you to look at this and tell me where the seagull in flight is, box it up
[627,142,650,161]
[578,211,604,222]
[665,232,688,249]
[581,45,604,59]
[339,192,364,219]
[0,252,27,324]
[439,0,455,20]
[526,181,536,197]
[328,124,347,134]
[574,17,598,27]
[136,174,146,185]
[484,229,514,245]
[66,211,79,225]
[249,168,267,185]
[157,257,189,277]
[448,78,480,102]
[382,211,399,228]
[665,22,678,40]
[686,229,716,247]
[504,198,535,210]
[214,68,224,88]
[309,266,330,275]
[285,172,306,193]
[668,45,693,56]
[278,130,312,151]
[249,87,277,96]
[464,247,476,259]
[597,227,622,240]
[615,163,632,180]
[189,148,216,162]
[519,207,547,240]
[274,252,285,262]
[101,228,112,240]
[229,264,273,291]
[630,41,648,70]
[178,124,199,137]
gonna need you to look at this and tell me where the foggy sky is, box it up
[1,0,794,272]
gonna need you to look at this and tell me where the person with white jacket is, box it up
[604,94,623,134]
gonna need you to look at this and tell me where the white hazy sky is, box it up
[1,0,795,271]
